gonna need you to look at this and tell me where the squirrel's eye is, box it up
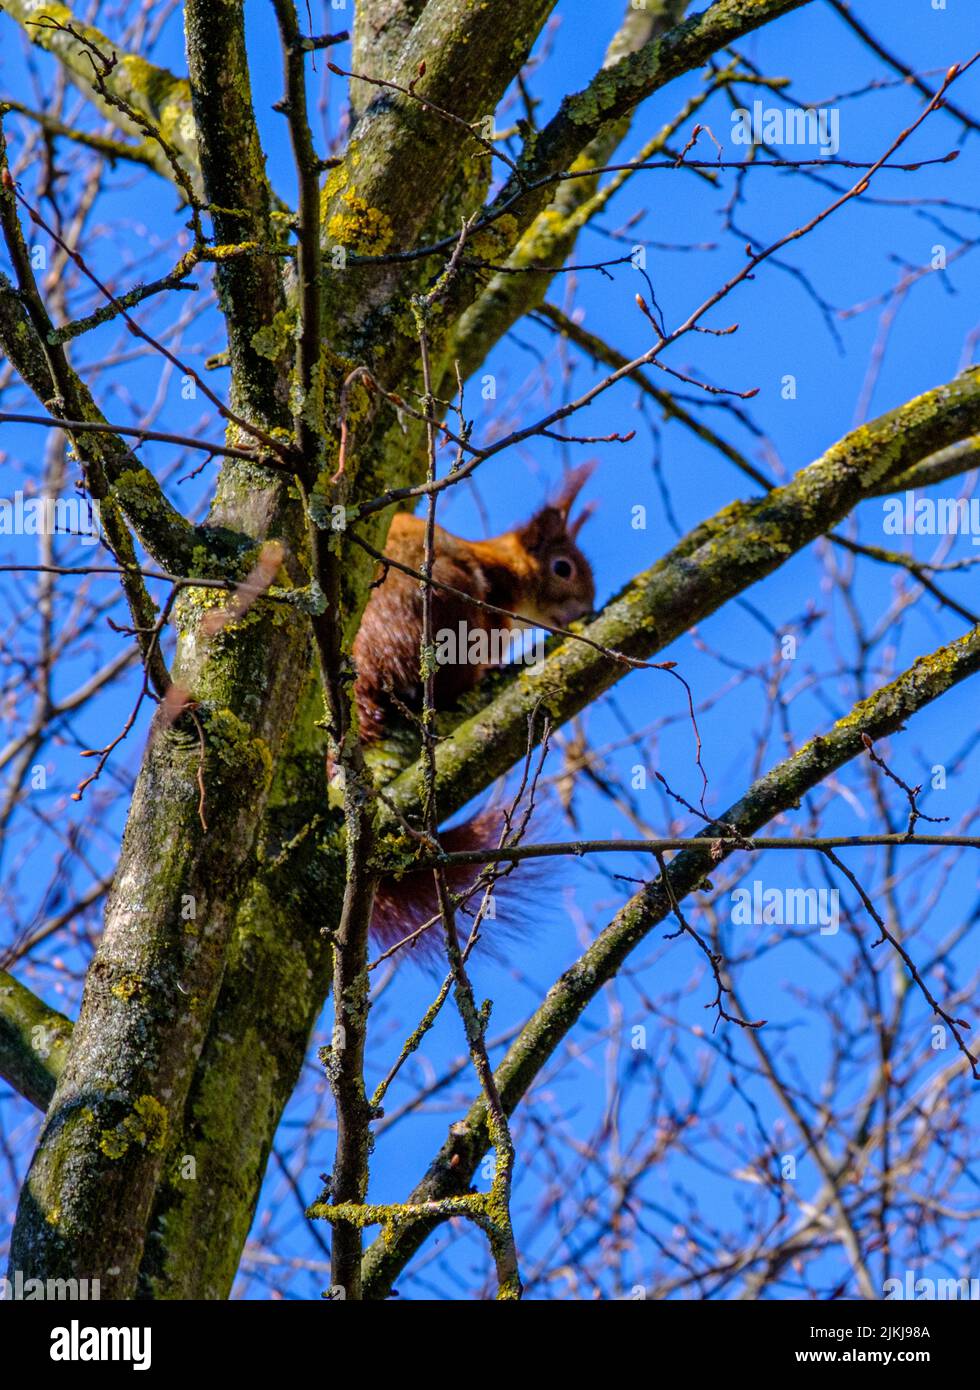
[551,557,574,580]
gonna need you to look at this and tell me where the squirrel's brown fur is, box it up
[354,465,596,953]
[353,464,596,742]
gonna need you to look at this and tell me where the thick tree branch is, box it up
[450,0,691,381]
[377,366,980,833]
[350,0,427,123]
[0,0,200,190]
[1,98,170,174]
[487,0,816,243]
[6,4,315,1300]
[875,436,980,497]
[136,676,337,1300]
[0,969,72,1112]
[0,271,208,576]
[1,125,172,691]
[318,0,560,478]
[183,0,287,424]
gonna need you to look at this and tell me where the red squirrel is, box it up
[355,464,597,949]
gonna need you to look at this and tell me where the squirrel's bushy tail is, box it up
[371,809,527,960]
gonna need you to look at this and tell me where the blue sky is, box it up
[1,1,979,1299]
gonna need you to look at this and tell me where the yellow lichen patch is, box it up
[174,584,228,639]
[100,1094,169,1160]
[100,1129,130,1160]
[131,1094,169,1152]
[320,159,350,219]
[327,189,394,255]
[252,306,297,362]
[468,213,519,263]
[111,974,141,1001]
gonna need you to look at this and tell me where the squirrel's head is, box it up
[515,462,597,628]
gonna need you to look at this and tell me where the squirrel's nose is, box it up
[559,599,592,625]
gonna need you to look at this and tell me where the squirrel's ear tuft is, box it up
[569,498,597,540]
[519,462,597,552]
[551,460,596,520]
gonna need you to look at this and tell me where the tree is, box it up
[0,0,978,1301]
